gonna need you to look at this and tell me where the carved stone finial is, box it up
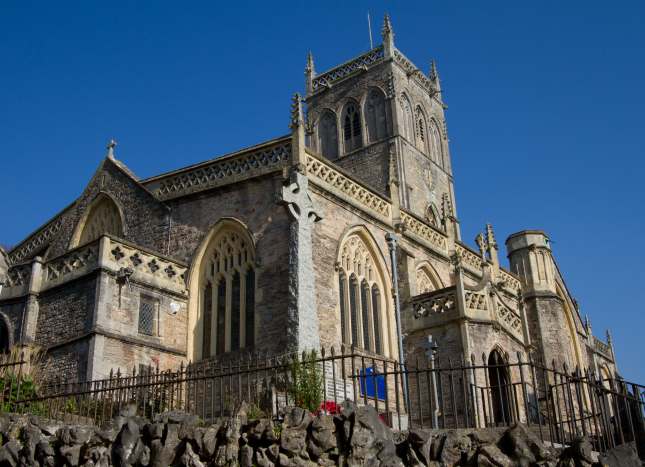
[289,93,303,130]
[585,315,591,331]
[382,13,394,57]
[382,13,393,39]
[475,233,486,260]
[429,59,439,81]
[441,193,453,220]
[106,139,117,159]
[305,51,315,75]
[486,223,497,249]
[606,329,612,344]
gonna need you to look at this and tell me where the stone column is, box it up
[281,171,321,353]
[21,256,43,343]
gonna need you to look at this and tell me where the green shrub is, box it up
[289,350,323,413]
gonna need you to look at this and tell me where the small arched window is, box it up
[318,111,339,159]
[365,89,388,142]
[429,120,444,167]
[342,102,362,153]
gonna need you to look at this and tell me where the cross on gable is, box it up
[281,172,321,224]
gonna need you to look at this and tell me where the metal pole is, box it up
[425,335,440,428]
[386,233,409,411]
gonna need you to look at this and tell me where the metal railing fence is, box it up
[0,347,642,455]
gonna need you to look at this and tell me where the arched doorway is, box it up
[488,349,512,425]
[0,316,11,353]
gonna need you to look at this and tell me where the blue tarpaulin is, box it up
[359,367,385,400]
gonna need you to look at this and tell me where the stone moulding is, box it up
[42,242,99,291]
[305,152,391,222]
[593,336,612,359]
[412,287,457,318]
[144,138,292,201]
[456,244,484,274]
[0,263,32,299]
[311,46,385,92]
[400,210,447,253]
[7,215,66,265]
[103,236,188,295]
[1,235,188,299]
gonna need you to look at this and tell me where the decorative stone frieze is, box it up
[464,291,487,311]
[455,244,483,274]
[42,243,99,291]
[305,152,391,222]
[311,46,384,92]
[400,211,447,252]
[146,139,292,201]
[393,48,437,97]
[412,288,456,317]
[102,237,188,295]
[7,216,65,264]
[0,262,32,299]
[594,336,612,359]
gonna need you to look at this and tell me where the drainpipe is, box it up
[385,232,409,411]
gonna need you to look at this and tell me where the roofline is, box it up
[141,134,291,186]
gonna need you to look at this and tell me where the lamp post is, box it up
[385,232,409,411]
[424,335,440,428]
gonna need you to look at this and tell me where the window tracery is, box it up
[342,102,362,153]
[415,106,428,153]
[399,94,414,142]
[77,195,124,246]
[337,232,388,355]
[365,89,388,143]
[428,119,444,167]
[200,227,256,358]
[317,111,339,159]
[416,267,437,295]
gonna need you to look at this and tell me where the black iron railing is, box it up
[1,347,643,455]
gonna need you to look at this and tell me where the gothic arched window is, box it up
[425,204,438,227]
[74,194,124,247]
[318,111,339,159]
[342,102,362,153]
[200,225,256,358]
[429,120,444,167]
[337,231,390,355]
[416,265,440,295]
[399,94,414,142]
[365,89,388,143]
[415,106,428,153]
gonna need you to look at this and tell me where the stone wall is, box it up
[0,403,638,466]
[36,276,96,349]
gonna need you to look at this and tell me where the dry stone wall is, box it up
[0,402,638,466]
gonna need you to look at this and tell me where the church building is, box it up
[0,16,617,386]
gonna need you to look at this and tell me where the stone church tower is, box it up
[0,16,618,386]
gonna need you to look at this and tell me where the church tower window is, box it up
[429,120,444,167]
[415,106,429,154]
[342,102,362,153]
[365,89,388,142]
[199,225,256,359]
[337,230,390,355]
[318,111,339,159]
[399,94,414,142]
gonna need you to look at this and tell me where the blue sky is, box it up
[1,1,643,382]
